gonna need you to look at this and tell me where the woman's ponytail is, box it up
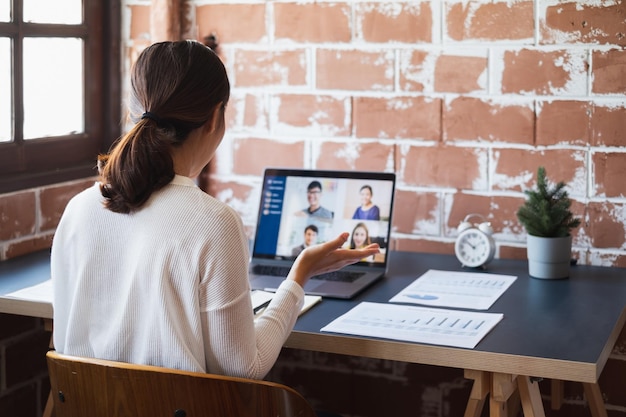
[98,118,175,214]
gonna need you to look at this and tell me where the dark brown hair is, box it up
[98,41,230,213]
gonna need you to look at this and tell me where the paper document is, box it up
[5,280,53,303]
[251,290,321,317]
[321,302,503,349]
[389,269,517,310]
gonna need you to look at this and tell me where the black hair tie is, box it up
[141,111,161,124]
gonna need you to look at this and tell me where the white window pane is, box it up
[0,38,10,143]
[23,38,84,139]
[24,0,82,24]
[0,2,10,22]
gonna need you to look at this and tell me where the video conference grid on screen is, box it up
[253,173,394,264]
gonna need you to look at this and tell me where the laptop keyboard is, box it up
[251,265,365,283]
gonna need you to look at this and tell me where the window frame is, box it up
[0,0,121,193]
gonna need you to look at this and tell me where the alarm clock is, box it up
[454,214,496,268]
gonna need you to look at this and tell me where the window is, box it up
[0,0,121,193]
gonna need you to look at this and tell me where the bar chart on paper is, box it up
[321,302,503,349]
[389,269,517,310]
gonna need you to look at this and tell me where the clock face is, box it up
[454,229,495,268]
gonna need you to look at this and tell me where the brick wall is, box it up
[0,179,95,261]
[184,0,626,268]
[1,1,626,416]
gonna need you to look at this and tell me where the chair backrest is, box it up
[46,350,317,417]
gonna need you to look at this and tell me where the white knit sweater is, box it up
[51,175,304,379]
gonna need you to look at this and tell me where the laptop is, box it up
[249,168,396,299]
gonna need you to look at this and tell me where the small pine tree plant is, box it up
[516,166,581,238]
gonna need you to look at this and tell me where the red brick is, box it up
[354,96,441,140]
[443,97,534,144]
[591,104,626,146]
[196,4,266,43]
[585,202,626,249]
[592,49,626,94]
[588,252,626,268]
[593,152,626,198]
[398,50,429,92]
[275,3,350,43]
[232,138,305,176]
[446,194,526,237]
[234,50,307,87]
[536,100,591,146]
[398,145,487,190]
[0,191,36,240]
[315,142,395,173]
[226,93,269,132]
[446,1,534,41]
[4,235,53,260]
[128,5,150,40]
[316,49,394,91]
[355,2,432,43]
[275,94,351,137]
[434,54,487,93]
[502,49,588,95]
[542,2,626,46]
[394,238,453,255]
[390,190,439,235]
[40,179,94,231]
[492,148,586,195]
[498,245,527,261]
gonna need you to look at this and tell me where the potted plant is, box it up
[516,166,581,279]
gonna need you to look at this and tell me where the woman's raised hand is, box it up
[287,233,380,288]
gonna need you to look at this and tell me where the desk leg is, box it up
[490,373,518,417]
[517,375,545,417]
[43,319,54,417]
[583,383,608,417]
[550,380,563,410]
[465,371,548,417]
[464,370,490,417]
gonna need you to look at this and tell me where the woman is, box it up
[349,223,375,262]
[352,185,380,220]
[51,41,379,381]
[350,222,371,249]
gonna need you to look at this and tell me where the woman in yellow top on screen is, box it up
[352,185,380,220]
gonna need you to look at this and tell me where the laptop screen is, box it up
[252,169,396,266]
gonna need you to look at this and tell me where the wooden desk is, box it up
[286,252,626,417]
[1,250,625,417]
[0,250,52,319]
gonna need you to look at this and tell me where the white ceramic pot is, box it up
[526,234,572,279]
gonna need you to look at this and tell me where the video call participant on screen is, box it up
[292,225,319,257]
[352,185,380,220]
[350,222,375,262]
[298,180,333,219]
